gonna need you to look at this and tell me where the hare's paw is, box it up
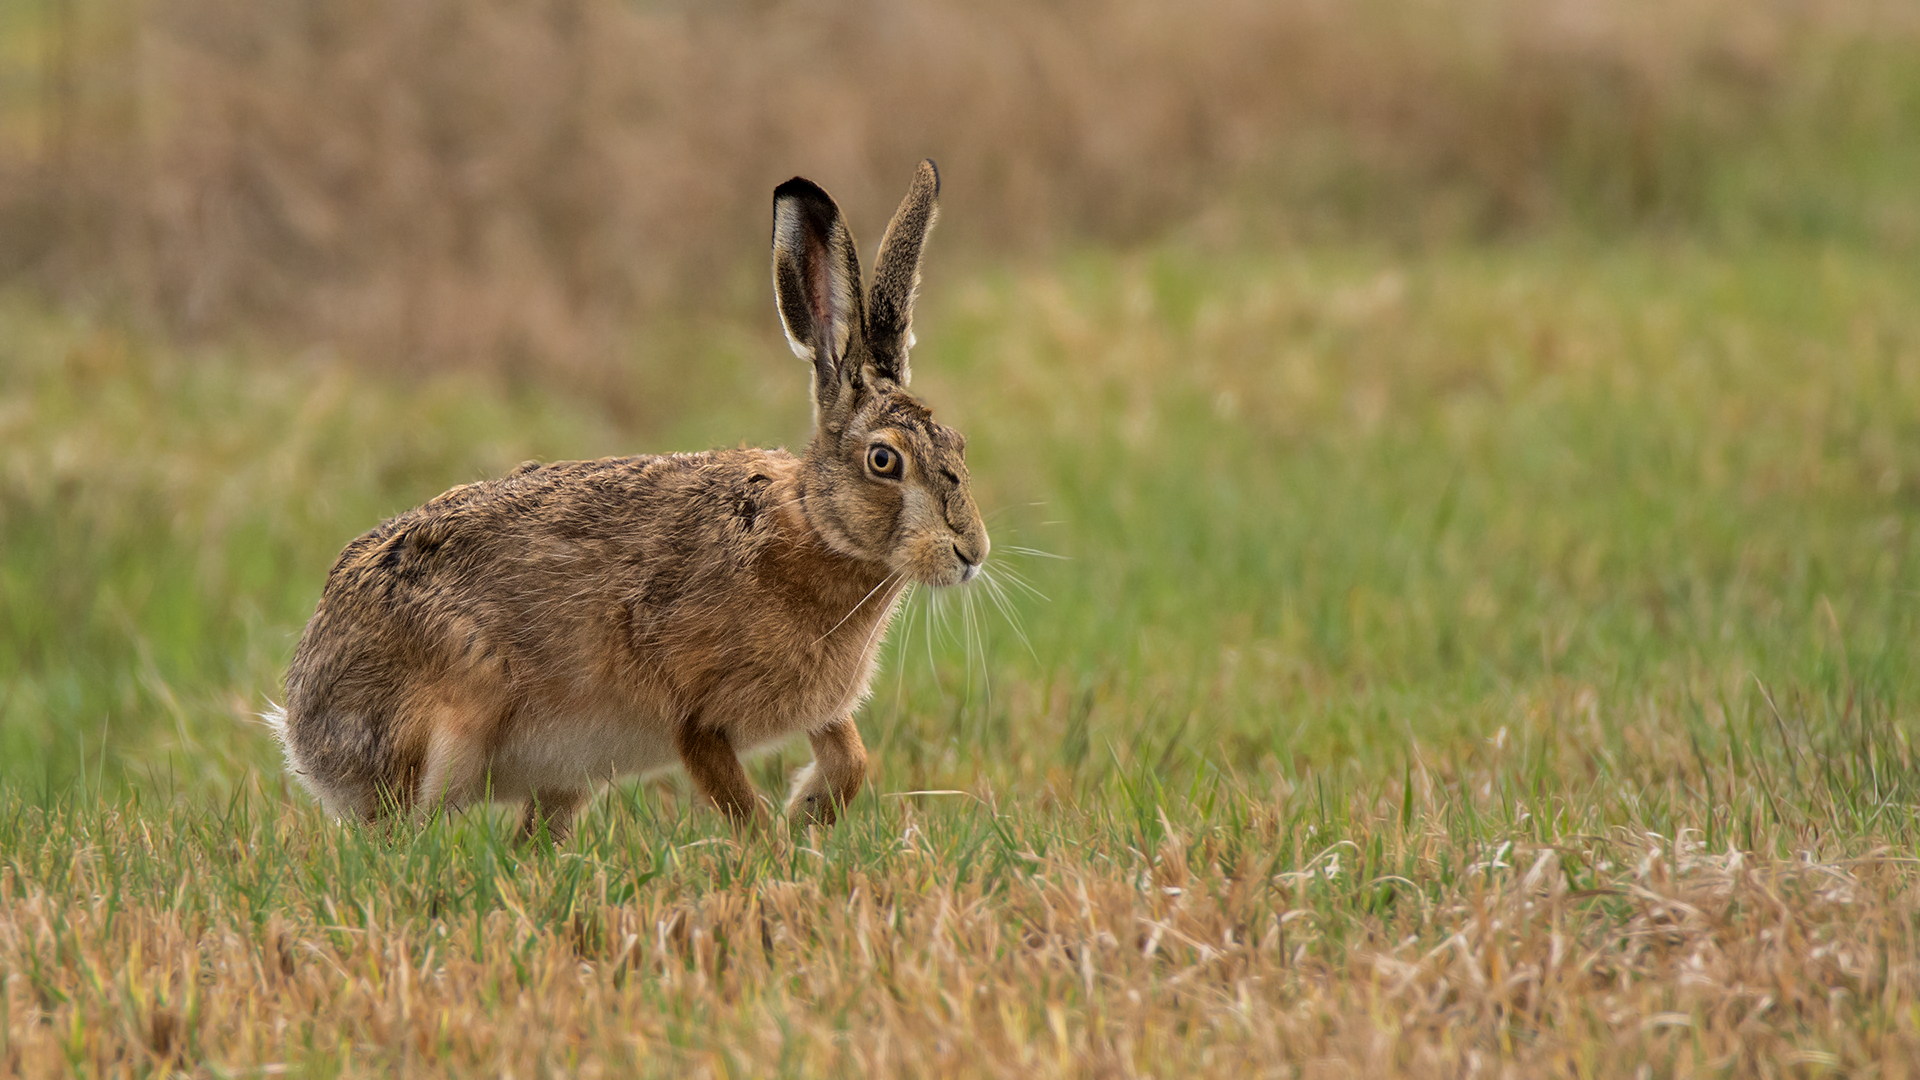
[519,788,589,845]
[784,762,841,827]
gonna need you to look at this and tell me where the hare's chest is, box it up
[710,604,900,749]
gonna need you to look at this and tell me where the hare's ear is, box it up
[773,177,866,424]
[864,159,940,388]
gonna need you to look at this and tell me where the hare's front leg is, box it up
[675,722,761,826]
[519,788,589,844]
[785,717,868,827]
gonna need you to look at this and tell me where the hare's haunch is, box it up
[272,162,987,840]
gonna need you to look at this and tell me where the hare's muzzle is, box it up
[954,542,982,583]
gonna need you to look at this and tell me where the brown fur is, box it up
[273,162,986,837]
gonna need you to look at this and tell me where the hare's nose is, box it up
[952,541,982,582]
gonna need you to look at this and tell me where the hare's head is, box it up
[773,161,988,588]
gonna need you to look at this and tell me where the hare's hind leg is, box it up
[411,687,505,823]
[674,722,761,826]
[785,716,868,827]
[414,725,488,823]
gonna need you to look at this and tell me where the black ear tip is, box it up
[774,176,834,205]
[919,159,940,196]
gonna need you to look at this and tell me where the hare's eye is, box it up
[867,445,901,477]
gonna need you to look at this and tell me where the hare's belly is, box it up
[488,708,679,794]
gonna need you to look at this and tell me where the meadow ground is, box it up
[4,232,1920,1076]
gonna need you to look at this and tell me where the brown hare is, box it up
[270,161,987,841]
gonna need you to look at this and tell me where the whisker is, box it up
[944,588,964,654]
[925,586,946,695]
[967,587,991,708]
[851,582,907,663]
[940,587,962,650]
[890,582,918,717]
[957,586,977,710]
[989,563,1050,603]
[961,588,974,700]
[811,570,903,646]
[981,504,1030,525]
[1004,545,1069,561]
[978,567,1038,661]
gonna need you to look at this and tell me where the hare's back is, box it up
[310,449,789,628]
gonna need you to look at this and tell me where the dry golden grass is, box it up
[3,773,1917,1078]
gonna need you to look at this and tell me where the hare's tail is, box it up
[260,699,306,778]
[261,699,338,814]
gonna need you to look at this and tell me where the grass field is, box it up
[4,228,1920,1075]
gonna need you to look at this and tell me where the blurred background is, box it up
[3,0,1919,796]
[7,0,1915,378]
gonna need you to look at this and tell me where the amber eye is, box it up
[867,444,901,477]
